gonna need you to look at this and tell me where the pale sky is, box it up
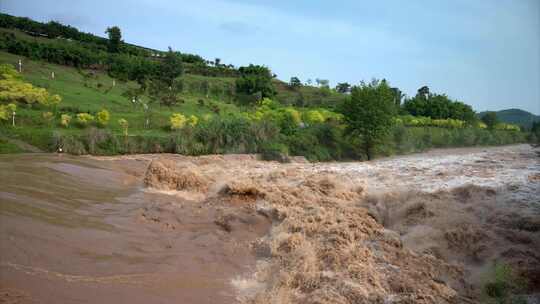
[2,0,539,114]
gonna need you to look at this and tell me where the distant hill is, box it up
[478,109,540,129]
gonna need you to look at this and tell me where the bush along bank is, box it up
[5,117,526,161]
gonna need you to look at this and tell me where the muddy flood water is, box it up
[1,145,539,303]
[0,154,269,303]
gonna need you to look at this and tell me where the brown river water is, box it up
[0,154,269,304]
[1,146,539,303]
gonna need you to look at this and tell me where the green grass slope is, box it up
[0,51,250,152]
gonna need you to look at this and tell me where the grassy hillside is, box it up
[0,50,251,154]
[0,50,351,156]
[0,26,346,104]
[0,50,529,158]
[479,109,540,129]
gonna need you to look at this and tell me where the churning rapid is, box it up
[0,144,539,303]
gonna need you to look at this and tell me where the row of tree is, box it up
[402,86,476,122]
[286,75,476,122]
[0,30,241,82]
[0,14,239,78]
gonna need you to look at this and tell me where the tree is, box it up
[390,87,403,106]
[402,89,476,122]
[319,79,329,88]
[105,26,122,53]
[481,111,498,129]
[235,64,275,102]
[340,79,396,160]
[530,121,540,145]
[295,92,305,107]
[289,76,302,89]
[158,47,183,87]
[335,82,351,94]
[315,78,329,88]
[147,79,181,108]
[214,58,221,66]
[417,86,430,99]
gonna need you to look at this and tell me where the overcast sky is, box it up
[2,0,539,114]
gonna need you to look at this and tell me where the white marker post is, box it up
[12,111,16,127]
[18,59,22,73]
[112,79,116,87]
[51,71,55,79]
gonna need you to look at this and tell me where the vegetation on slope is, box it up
[0,13,532,159]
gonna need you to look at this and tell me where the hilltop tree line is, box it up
[0,13,239,78]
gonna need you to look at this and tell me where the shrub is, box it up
[0,64,62,107]
[482,263,527,303]
[45,94,62,108]
[187,115,198,127]
[96,109,110,127]
[118,118,129,136]
[42,111,54,125]
[75,113,94,128]
[260,142,290,163]
[495,123,520,131]
[51,131,87,155]
[170,113,187,130]
[304,110,325,125]
[6,103,16,113]
[0,103,16,122]
[0,105,8,121]
[60,114,71,128]
[286,127,333,161]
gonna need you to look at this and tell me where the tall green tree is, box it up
[235,64,275,102]
[417,85,430,99]
[340,79,396,160]
[481,111,498,129]
[289,76,302,89]
[158,47,183,87]
[390,87,403,106]
[335,82,351,94]
[105,26,122,53]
